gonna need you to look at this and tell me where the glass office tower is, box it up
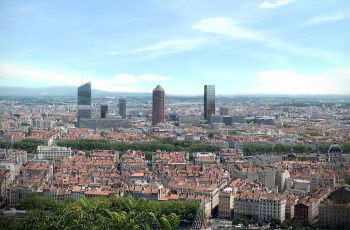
[119,97,127,118]
[204,85,215,123]
[77,82,91,127]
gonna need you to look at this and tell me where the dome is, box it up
[328,144,342,154]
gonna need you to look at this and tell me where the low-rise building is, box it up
[37,145,72,160]
[193,152,219,165]
[294,189,329,221]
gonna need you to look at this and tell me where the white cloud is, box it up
[193,18,260,40]
[138,74,171,81]
[0,63,81,85]
[114,74,140,84]
[108,38,209,57]
[91,80,145,92]
[193,17,348,64]
[304,14,347,26]
[258,0,296,9]
[0,63,171,92]
[237,70,350,94]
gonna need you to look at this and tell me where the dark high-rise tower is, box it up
[204,85,215,123]
[101,105,108,118]
[152,85,165,125]
[119,97,127,118]
[78,82,91,127]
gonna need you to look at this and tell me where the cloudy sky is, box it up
[0,0,349,95]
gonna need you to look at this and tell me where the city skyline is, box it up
[0,0,350,95]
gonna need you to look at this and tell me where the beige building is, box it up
[234,192,260,221]
[218,187,235,219]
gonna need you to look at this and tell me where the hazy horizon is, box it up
[1,0,350,95]
[1,85,350,97]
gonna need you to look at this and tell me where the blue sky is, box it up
[0,0,349,95]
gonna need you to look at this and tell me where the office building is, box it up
[210,115,223,124]
[77,82,91,127]
[119,97,127,118]
[178,115,201,126]
[204,85,215,123]
[152,85,165,125]
[100,105,108,118]
[220,107,229,116]
[78,118,130,130]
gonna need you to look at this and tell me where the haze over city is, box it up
[1,0,350,95]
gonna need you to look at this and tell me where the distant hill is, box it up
[0,86,151,97]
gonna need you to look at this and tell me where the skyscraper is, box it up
[204,85,215,123]
[77,82,91,127]
[100,105,108,118]
[119,97,127,118]
[152,85,165,125]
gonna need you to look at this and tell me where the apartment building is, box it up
[318,186,350,229]
[234,192,287,222]
[218,187,235,219]
[37,145,72,160]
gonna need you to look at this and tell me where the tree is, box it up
[159,216,172,230]
[207,132,214,139]
[241,218,249,227]
[16,192,62,210]
[270,218,281,229]
[232,219,241,225]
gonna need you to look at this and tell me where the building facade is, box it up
[37,146,72,159]
[152,85,165,125]
[100,105,108,118]
[220,107,229,116]
[204,85,215,123]
[234,192,286,222]
[119,97,127,118]
[77,82,91,127]
[318,186,350,229]
[218,187,235,219]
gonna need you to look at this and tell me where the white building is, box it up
[193,152,219,165]
[285,178,311,196]
[32,119,54,129]
[37,146,72,160]
[259,195,286,222]
[276,169,290,192]
[234,192,287,222]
